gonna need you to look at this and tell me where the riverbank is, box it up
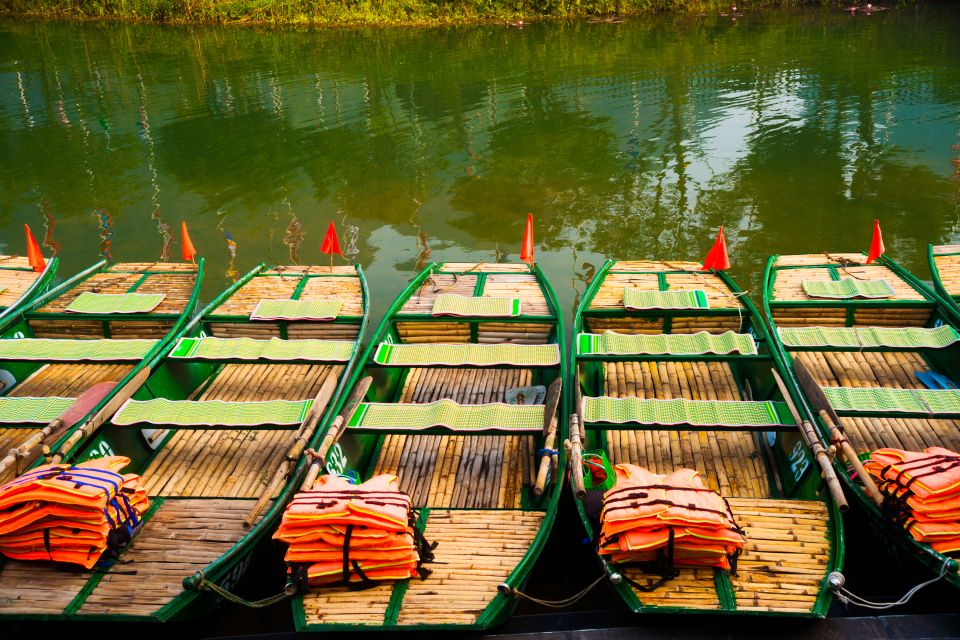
[0,0,829,27]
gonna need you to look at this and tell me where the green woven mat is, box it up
[65,292,166,314]
[373,342,559,366]
[801,278,895,299]
[113,398,313,427]
[347,399,544,432]
[577,330,756,356]
[581,396,792,427]
[0,397,74,424]
[822,387,960,414]
[779,325,960,349]
[622,288,710,310]
[171,337,354,362]
[249,299,342,321]
[0,338,156,362]
[431,294,521,317]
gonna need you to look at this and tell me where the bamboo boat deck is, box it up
[30,262,199,339]
[298,262,561,630]
[576,260,836,616]
[931,244,960,302]
[0,256,43,312]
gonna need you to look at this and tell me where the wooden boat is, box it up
[763,251,960,591]
[0,262,367,621]
[572,259,843,617]
[292,261,567,631]
[928,244,960,317]
[0,260,203,485]
[0,253,58,328]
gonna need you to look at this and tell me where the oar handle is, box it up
[533,418,558,496]
[0,418,64,478]
[818,409,884,507]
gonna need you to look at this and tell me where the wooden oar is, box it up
[792,359,884,506]
[46,366,152,464]
[568,413,586,499]
[533,378,562,496]
[0,381,117,477]
[301,376,373,491]
[242,370,340,529]
[771,368,848,512]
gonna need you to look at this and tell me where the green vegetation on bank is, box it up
[0,0,815,26]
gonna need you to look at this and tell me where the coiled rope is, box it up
[498,574,606,609]
[831,559,954,611]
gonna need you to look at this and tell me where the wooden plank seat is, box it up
[582,396,794,431]
[0,338,157,362]
[821,386,960,417]
[112,398,313,428]
[347,399,544,434]
[0,396,74,423]
[169,336,354,363]
[0,497,263,617]
[372,342,560,367]
[300,509,544,627]
[779,326,960,351]
[577,331,757,357]
[623,498,831,614]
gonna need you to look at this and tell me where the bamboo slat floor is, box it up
[0,256,41,309]
[300,509,544,627]
[601,361,771,498]
[589,271,744,311]
[142,363,342,498]
[0,498,262,617]
[210,269,363,318]
[371,366,535,508]
[932,246,960,297]
[791,351,960,455]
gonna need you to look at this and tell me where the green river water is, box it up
[1,6,959,323]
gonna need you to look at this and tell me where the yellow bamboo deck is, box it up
[601,361,770,498]
[625,498,830,614]
[0,256,41,309]
[301,509,544,627]
[932,246,960,297]
[792,351,960,455]
[210,266,363,318]
[142,363,342,498]
[0,498,262,617]
[371,367,535,509]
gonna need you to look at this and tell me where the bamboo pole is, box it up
[301,376,373,490]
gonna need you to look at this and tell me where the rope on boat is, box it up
[829,559,953,610]
[497,574,606,609]
[192,573,297,608]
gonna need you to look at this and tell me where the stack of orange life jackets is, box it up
[598,464,746,575]
[865,447,960,556]
[274,474,434,588]
[0,456,149,569]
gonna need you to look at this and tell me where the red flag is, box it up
[701,227,730,271]
[24,224,45,273]
[181,221,197,262]
[866,219,885,264]
[320,221,343,257]
[520,213,534,266]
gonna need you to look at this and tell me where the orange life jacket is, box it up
[866,448,960,500]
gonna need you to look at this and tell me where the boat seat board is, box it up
[588,270,744,311]
[349,399,543,433]
[624,499,829,615]
[208,322,361,341]
[398,272,550,317]
[170,337,354,363]
[0,338,157,362]
[373,342,560,367]
[207,268,362,318]
[791,351,960,455]
[300,509,544,628]
[33,268,196,316]
[779,326,960,350]
[0,498,261,618]
[0,396,75,424]
[250,299,341,321]
[370,367,536,508]
[113,398,313,428]
[142,363,341,498]
[577,331,757,356]
[601,361,771,498]
[821,387,960,415]
[770,263,925,303]
[582,397,793,430]
[431,295,520,318]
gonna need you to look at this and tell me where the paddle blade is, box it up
[701,226,730,271]
[24,224,46,273]
[520,213,534,266]
[320,221,343,257]
[542,378,562,436]
[181,221,197,262]
[866,219,885,264]
[792,359,840,425]
[59,382,118,428]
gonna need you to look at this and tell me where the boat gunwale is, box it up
[0,255,59,331]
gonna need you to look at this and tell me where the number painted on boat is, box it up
[324,443,347,475]
[788,440,810,481]
[88,439,115,459]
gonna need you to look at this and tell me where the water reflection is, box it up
[0,10,958,318]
